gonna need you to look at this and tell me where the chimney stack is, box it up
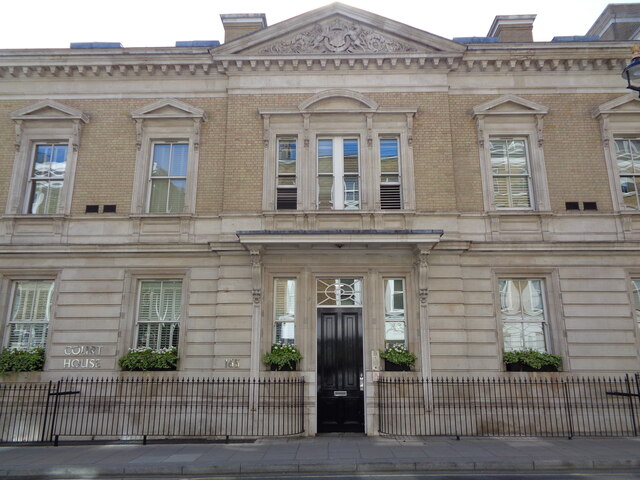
[220,14,267,43]
[488,15,536,42]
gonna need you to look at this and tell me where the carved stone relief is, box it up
[260,19,418,54]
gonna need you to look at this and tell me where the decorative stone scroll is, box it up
[260,19,418,54]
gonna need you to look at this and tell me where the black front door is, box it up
[317,309,364,433]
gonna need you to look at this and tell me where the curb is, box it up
[3,458,640,478]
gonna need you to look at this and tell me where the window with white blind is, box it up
[384,278,406,347]
[317,137,360,210]
[276,139,297,210]
[499,279,548,352]
[6,280,54,350]
[148,142,189,213]
[135,280,182,350]
[490,138,532,209]
[273,278,296,344]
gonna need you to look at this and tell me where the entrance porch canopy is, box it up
[236,229,443,247]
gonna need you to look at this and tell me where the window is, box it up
[632,279,640,332]
[276,139,297,210]
[614,138,640,210]
[274,278,296,344]
[499,279,548,352]
[317,137,360,210]
[5,280,54,350]
[28,143,68,214]
[490,138,532,209]
[148,142,189,213]
[380,138,402,209]
[135,280,182,350]
[8,100,88,216]
[384,278,405,347]
[130,99,206,215]
[260,90,417,211]
[317,278,362,307]
[473,95,550,212]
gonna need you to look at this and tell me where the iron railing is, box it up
[378,374,640,437]
[0,377,305,444]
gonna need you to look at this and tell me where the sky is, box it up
[1,0,639,49]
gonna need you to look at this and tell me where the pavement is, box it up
[0,434,639,478]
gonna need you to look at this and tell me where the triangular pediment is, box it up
[592,94,640,118]
[131,99,207,120]
[473,94,549,117]
[214,3,465,55]
[11,100,89,123]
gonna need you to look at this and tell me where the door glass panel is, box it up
[317,278,362,307]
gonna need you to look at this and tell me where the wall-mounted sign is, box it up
[225,358,240,369]
[63,345,104,369]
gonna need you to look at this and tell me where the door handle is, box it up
[359,373,364,391]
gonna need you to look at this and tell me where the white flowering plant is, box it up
[0,348,45,374]
[262,343,302,371]
[118,347,178,371]
[380,344,416,368]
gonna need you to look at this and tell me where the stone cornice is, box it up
[0,44,634,78]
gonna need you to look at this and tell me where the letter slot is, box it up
[333,390,347,397]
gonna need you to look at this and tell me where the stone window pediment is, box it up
[473,95,551,212]
[593,94,640,212]
[7,100,89,215]
[130,99,206,215]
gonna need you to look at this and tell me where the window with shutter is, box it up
[276,139,297,210]
[380,138,402,209]
[6,280,54,350]
[135,279,182,350]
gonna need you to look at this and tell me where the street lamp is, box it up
[622,45,640,96]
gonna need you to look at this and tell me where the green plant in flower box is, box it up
[380,344,416,370]
[503,349,562,372]
[262,343,302,371]
[118,347,178,371]
[0,348,45,374]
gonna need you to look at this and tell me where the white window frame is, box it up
[612,137,640,210]
[8,101,88,216]
[273,278,296,344]
[260,90,416,212]
[276,137,298,210]
[131,99,206,215]
[474,95,550,212]
[146,140,190,214]
[498,278,549,352]
[317,136,361,210]
[134,278,184,351]
[383,278,406,348]
[378,136,403,210]
[488,137,534,210]
[2,276,58,352]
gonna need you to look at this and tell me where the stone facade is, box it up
[0,3,639,435]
